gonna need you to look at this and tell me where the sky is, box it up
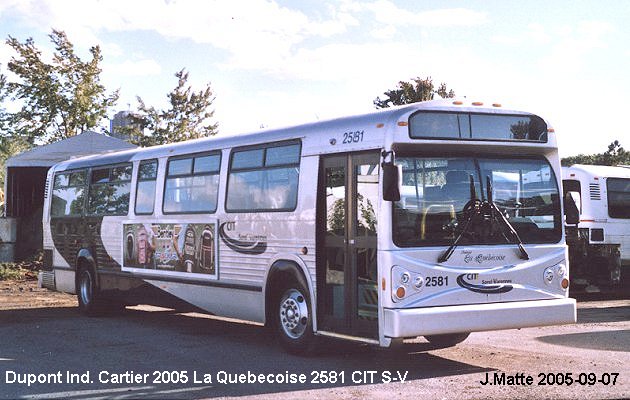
[0,0,629,157]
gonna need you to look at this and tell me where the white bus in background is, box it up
[562,164,630,291]
[39,99,576,354]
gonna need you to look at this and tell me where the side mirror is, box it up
[564,192,580,225]
[382,162,401,202]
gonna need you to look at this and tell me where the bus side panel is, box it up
[183,155,316,322]
[93,154,318,322]
[146,281,265,322]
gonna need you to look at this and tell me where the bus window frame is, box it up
[162,151,222,215]
[408,110,549,143]
[86,162,133,217]
[391,153,563,248]
[225,140,302,213]
[51,168,89,218]
[134,158,159,216]
[606,177,630,219]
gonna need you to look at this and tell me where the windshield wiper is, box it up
[438,175,481,263]
[485,176,529,260]
[438,175,530,263]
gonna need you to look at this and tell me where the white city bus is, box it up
[562,164,630,290]
[39,99,576,354]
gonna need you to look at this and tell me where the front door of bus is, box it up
[318,152,379,339]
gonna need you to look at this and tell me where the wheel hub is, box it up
[279,289,308,339]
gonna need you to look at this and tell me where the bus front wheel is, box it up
[424,332,470,348]
[276,281,316,355]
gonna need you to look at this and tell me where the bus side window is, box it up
[226,142,301,212]
[87,164,132,216]
[51,170,87,217]
[135,160,158,215]
[607,178,630,218]
[163,153,221,214]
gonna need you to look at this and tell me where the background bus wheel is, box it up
[77,266,104,316]
[424,332,470,348]
[276,282,315,355]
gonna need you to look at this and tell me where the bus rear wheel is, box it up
[77,265,125,316]
[77,266,103,316]
[424,332,470,348]
[276,281,316,355]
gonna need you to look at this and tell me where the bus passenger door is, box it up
[317,152,379,339]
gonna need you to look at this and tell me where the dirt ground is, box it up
[0,278,76,310]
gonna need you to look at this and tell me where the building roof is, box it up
[6,130,137,168]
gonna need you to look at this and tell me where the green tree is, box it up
[327,198,345,234]
[0,70,6,100]
[0,68,7,132]
[0,68,31,195]
[3,29,118,144]
[374,76,456,109]
[122,69,218,146]
[602,140,629,165]
[561,140,630,166]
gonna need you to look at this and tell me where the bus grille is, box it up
[589,183,601,200]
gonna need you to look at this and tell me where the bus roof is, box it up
[563,164,630,179]
[52,99,552,172]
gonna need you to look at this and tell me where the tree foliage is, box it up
[0,69,7,132]
[121,69,218,147]
[2,29,118,145]
[374,76,456,109]
[561,140,630,166]
[0,137,31,194]
[0,69,31,195]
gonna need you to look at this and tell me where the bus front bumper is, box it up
[383,298,576,338]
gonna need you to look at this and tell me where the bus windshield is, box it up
[393,156,562,247]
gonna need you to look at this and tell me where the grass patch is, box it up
[0,251,43,281]
[0,263,28,281]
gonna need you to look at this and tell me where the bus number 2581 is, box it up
[426,276,448,287]
[342,130,364,144]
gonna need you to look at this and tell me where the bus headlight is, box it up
[557,264,566,277]
[544,264,569,291]
[392,266,424,302]
[544,268,555,284]
[413,276,424,289]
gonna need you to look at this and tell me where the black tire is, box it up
[77,266,106,316]
[424,332,470,348]
[276,280,316,355]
